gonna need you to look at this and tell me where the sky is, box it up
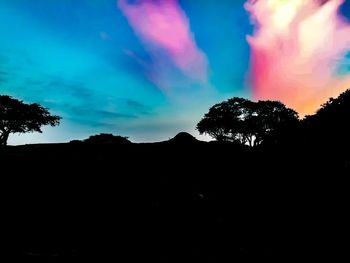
[0,0,350,144]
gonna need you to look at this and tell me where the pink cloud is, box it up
[245,0,350,115]
[117,0,208,89]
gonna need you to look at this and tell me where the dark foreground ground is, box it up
[1,138,349,262]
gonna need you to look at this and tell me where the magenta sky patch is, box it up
[118,0,208,90]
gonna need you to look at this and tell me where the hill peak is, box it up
[169,132,199,143]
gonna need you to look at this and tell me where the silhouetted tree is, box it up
[253,100,300,145]
[304,89,350,147]
[197,97,299,146]
[197,98,249,142]
[0,95,61,146]
[84,133,131,144]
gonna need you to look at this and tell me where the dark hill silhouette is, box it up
[69,133,132,145]
[168,132,202,144]
[1,134,348,262]
[2,92,350,262]
[83,133,131,144]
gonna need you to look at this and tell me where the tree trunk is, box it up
[244,135,253,147]
[0,131,10,146]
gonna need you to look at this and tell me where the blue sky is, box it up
[1,0,349,144]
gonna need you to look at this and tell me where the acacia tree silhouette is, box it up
[0,95,61,146]
[197,97,299,146]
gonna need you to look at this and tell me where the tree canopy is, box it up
[197,97,299,146]
[0,95,61,146]
[304,89,350,146]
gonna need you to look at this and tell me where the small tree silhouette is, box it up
[0,95,61,146]
[197,97,299,146]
